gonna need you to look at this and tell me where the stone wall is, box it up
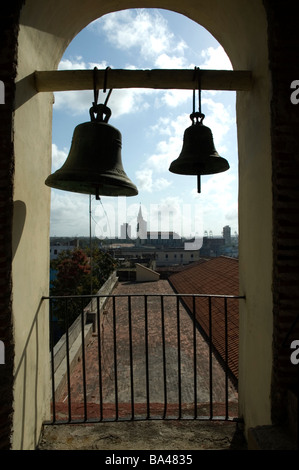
[263,0,299,424]
[0,2,24,450]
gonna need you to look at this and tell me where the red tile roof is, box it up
[169,256,239,381]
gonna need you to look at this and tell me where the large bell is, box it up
[45,104,138,198]
[169,112,229,176]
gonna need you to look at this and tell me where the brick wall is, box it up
[0,2,24,450]
[263,0,299,424]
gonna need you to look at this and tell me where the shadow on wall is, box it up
[12,200,26,260]
[13,299,46,449]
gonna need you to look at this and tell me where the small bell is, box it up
[45,103,138,198]
[169,67,229,193]
[169,112,229,175]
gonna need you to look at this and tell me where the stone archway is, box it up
[11,0,272,449]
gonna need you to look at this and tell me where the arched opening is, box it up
[12,0,272,449]
[50,10,238,245]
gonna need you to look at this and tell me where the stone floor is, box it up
[38,420,247,450]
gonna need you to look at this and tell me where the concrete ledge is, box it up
[51,271,119,397]
[54,323,93,399]
[53,312,86,374]
[84,271,118,316]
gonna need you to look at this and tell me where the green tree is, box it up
[50,247,118,330]
[88,247,118,291]
[51,248,91,296]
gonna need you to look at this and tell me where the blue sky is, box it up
[50,9,238,240]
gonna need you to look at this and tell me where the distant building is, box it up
[199,236,225,257]
[155,248,200,267]
[136,205,147,242]
[145,231,183,248]
[120,223,131,240]
[50,238,79,260]
[223,225,231,244]
[200,226,238,258]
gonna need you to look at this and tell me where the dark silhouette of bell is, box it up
[169,113,229,176]
[45,104,138,198]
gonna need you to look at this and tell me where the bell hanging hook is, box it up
[90,66,113,124]
[192,66,204,192]
[103,66,113,106]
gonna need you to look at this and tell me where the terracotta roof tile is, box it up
[169,256,239,381]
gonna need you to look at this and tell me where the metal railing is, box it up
[43,292,244,425]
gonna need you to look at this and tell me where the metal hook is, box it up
[93,66,99,106]
[92,66,113,111]
[103,66,110,93]
[190,67,205,124]
[103,66,113,106]
[193,66,202,115]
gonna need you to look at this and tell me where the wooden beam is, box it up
[34,69,253,92]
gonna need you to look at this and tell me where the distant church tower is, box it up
[136,204,147,243]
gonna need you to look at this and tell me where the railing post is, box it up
[208,297,213,420]
[96,296,103,421]
[112,296,118,420]
[176,296,182,419]
[161,295,167,419]
[144,295,150,419]
[80,298,87,421]
[65,298,72,423]
[128,295,135,420]
[49,299,56,424]
[193,296,198,419]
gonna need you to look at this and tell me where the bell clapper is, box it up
[197,175,201,193]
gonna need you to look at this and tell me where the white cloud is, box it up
[50,190,90,236]
[154,53,187,69]
[200,97,234,153]
[51,143,68,172]
[54,56,157,117]
[135,168,172,192]
[135,168,153,191]
[200,46,232,70]
[154,177,172,191]
[90,9,185,62]
[191,172,238,233]
[58,57,89,70]
[159,89,190,108]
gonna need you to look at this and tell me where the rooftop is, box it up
[169,256,239,380]
[54,276,238,422]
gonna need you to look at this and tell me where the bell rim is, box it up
[45,171,138,197]
[169,156,230,176]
